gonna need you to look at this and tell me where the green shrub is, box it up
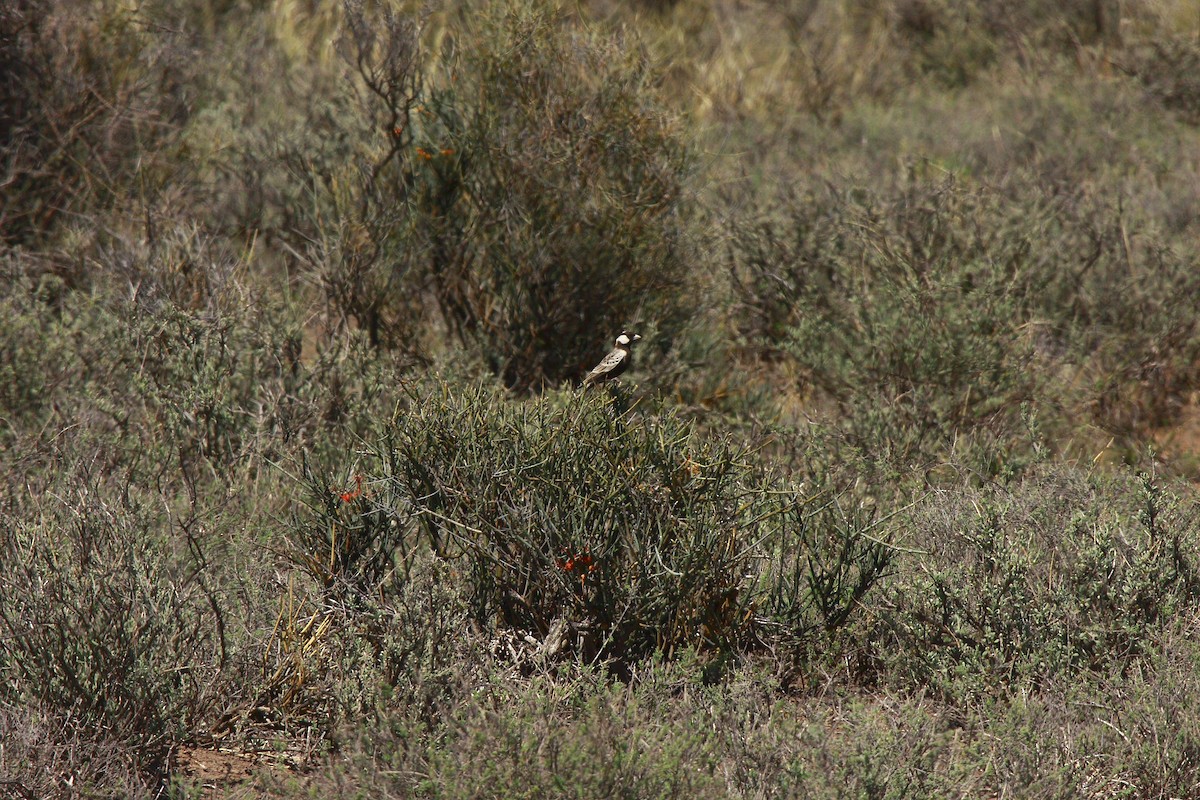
[730,178,1045,466]
[891,0,999,88]
[328,553,478,725]
[289,379,889,672]
[7,0,1200,794]
[410,670,725,799]
[278,1,428,352]
[366,382,765,668]
[403,1,693,390]
[0,229,409,485]
[247,545,481,744]
[728,176,1200,465]
[278,1,695,387]
[0,270,76,443]
[869,465,1200,702]
[760,483,893,648]
[291,651,1200,800]
[288,458,413,604]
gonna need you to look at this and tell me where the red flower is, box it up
[338,474,364,503]
[556,550,597,585]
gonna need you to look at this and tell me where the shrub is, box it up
[279,1,694,386]
[0,481,222,785]
[327,553,479,727]
[287,650,1200,800]
[891,0,999,88]
[728,176,1200,464]
[0,267,77,443]
[366,382,764,669]
[0,703,161,799]
[1122,33,1200,125]
[410,1,694,390]
[245,549,479,745]
[0,228,409,485]
[868,465,1200,702]
[760,482,893,647]
[288,458,413,604]
[729,178,1045,466]
[281,1,428,352]
[0,0,188,244]
[282,379,892,678]
[891,0,1123,82]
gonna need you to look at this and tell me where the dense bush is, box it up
[284,638,1200,799]
[0,225,414,485]
[278,2,428,353]
[0,702,162,799]
[416,3,693,391]
[0,234,412,787]
[730,179,1045,466]
[281,1,693,390]
[0,0,189,244]
[890,0,1124,86]
[867,466,1200,701]
[729,177,1200,464]
[0,479,221,788]
[285,381,891,676]
[1122,33,1200,124]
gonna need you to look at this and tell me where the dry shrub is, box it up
[0,703,160,799]
[414,1,694,390]
[868,466,1200,701]
[728,176,1200,465]
[0,0,189,244]
[1120,33,1200,123]
[0,482,223,787]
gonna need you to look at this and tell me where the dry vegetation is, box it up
[4,0,1200,796]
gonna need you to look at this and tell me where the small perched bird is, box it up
[583,332,642,387]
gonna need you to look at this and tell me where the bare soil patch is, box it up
[175,747,279,800]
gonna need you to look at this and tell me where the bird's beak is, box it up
[633,334,642,342]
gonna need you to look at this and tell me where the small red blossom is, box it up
[556,550,597,588]
[338,474,364,503]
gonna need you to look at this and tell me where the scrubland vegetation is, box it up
[4,0,1200,796]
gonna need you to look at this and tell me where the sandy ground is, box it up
[175,746,290,799]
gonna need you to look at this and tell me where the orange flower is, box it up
[338,474,364,503]
[557,550,596,578]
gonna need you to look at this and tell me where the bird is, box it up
[582,332,641,387]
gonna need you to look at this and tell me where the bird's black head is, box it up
[615,332,642,348]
